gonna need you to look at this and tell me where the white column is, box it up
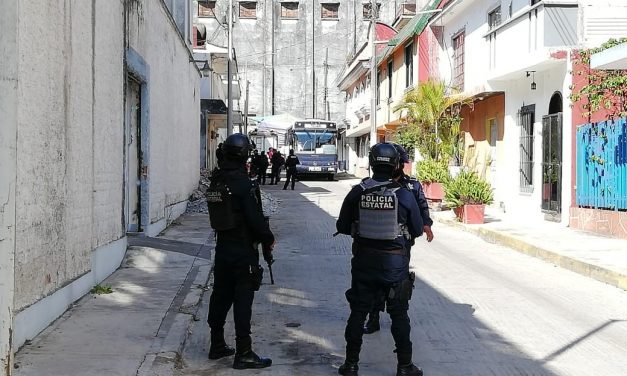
[0,0,18,370]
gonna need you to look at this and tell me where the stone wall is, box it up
[570,207,627,239]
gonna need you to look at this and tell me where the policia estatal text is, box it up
[336,143,425,376]
[205,134,275,370]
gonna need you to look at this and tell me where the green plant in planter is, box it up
[416,158,450,183]
[444,170,494,208]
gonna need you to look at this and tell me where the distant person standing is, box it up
[270,151,285,185]
[249,150,260,178]
[267,147,274,161]
[283,149,300,190]
[256,151,270,185]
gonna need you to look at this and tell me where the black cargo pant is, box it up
[344,275,412,364]
[208,258,256,342]
[257,167,268,185]
[270,166,281,184]
[283,168,297,190]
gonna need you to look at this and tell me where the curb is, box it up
[434,216,627,291]
[137,254,212,376]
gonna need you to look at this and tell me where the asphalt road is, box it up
[178,178,627,376]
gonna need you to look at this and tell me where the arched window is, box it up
[549,91,562,114]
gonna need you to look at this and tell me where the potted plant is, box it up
[444,169,494,224]
[416,158,450,201]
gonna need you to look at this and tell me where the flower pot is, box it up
[453,206,464,220]
[422,182,445,201]
[462,204,485,224]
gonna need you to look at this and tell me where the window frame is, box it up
[321,3,340,20]
[452,30,465,91]
[239,1,257,19]
[363,2,382,19]
[404,42,414,89]
[519,104,535,192]
[387,59,393,100]
[488,6,502,29]
[198,0,217,18]
[281,2,300,19]
[376,68,381,106]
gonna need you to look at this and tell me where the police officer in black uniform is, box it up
[206,133,275,370]
[363,143,434,334]
[283,149,300,190]
[336,143,424,376]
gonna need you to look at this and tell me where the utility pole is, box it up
[244,80,250,134]
[227,0,234,135]
[369,0,378,146]
[271,0,276,115]
[323,47,329,120]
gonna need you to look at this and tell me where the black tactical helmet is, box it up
[223,133,252,160]
[369,143,399,170]
[392,143,410,164]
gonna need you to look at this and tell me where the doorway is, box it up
[125,77,142,232]
[541,92,563,216]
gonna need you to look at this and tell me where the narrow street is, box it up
[178,179,627,376]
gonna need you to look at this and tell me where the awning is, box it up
[591,42,627,70]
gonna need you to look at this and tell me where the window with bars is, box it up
[239,2,257,18]
[322,3,340,19]
[405,43,414,88]
[387,60,393,99]
[281,2,299,19]
[376,69,381,105]
[519,105,535,192]
[452,31,465,91]
[198,0,217,18]
[363,3,381,19]
[488,6,501,29]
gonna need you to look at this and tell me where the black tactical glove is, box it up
[262,243,274,265]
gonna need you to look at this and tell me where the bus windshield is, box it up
[294,130,336,153]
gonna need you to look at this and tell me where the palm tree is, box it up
[394,80,469,162]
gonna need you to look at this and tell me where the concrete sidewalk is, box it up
[431,207,627,291]
[14,214,213,376]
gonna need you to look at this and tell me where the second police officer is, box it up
[205,133,275,370]
[336,142,425,376]
[363,143,434,334]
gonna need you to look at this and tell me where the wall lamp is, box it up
[190,59,213,77]
[526,71,536,90]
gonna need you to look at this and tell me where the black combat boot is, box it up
[232,337,272,369]
[208,329,235,360]
[396,363,423,376]
[363,311,380,334]
[338,361,359,375]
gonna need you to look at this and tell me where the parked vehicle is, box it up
[286,119,338,181]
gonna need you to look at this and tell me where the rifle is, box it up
[259,216,275,285]
[264,245,275,285]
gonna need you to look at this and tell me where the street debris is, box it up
[186,169,280,217]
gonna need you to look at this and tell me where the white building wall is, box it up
[8,0,200,353]
[0,1,18,369]
[491,63,571,223]
[434,0,584,224]
[127,1,200,236]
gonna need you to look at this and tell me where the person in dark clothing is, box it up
[206,133,275,370]
[336,143,424,376]
[270,151,285,185]
[282,149,300,190]
[256,151,269,185]
[249,149,260,178]
[216,143,224,164]
[363,143,434,335]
